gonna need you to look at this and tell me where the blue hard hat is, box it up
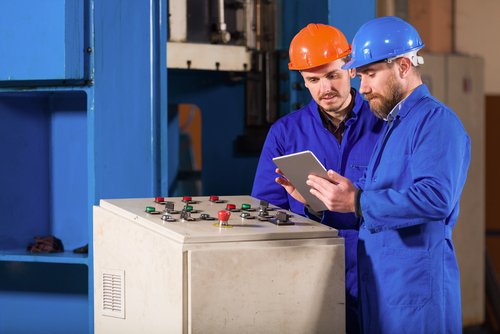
[342,16,424,70]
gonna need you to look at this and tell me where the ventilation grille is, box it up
[101,269,125,319]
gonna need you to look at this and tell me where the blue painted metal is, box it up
[280,0,329,46]
[51,92,89,249]
[93,0,167,200]
[0,93,51,249]
[328,0,376,89]
[158,0,170,197]
[0,262,88,334]
[0,90,88,252]
[0,90,90,332]
[328,0,376,43]
[85,89,95,334]
[0,251,87,264]
[146,0,169,196]
[0,2,111,334]
[0,0,85,83]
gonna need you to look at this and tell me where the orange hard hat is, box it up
[288,23,351,70]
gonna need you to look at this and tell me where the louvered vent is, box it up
[101,269,125,319]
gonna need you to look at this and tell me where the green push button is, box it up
[145,206,156,213]
[184,205,193,212]
[241,203,251,210]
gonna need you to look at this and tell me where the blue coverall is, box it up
[252,90,383,333]
[355,84,470,333]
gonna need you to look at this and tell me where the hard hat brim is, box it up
[341,44,424,70]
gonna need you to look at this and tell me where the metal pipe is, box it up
[213,0,231,43]
[217,0,226,30]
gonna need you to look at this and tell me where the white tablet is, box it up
[272,150,329,212]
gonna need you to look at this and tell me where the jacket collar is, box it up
[396,84,431,119]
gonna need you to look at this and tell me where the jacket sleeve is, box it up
[251,124,291,210]
[321,211,361,230]
[361,108,471,233]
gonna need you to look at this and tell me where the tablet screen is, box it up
[272,150,329,212]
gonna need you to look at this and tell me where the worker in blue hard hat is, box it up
[252,23,384,333]
[277,16,471,333]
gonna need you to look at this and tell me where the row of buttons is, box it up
[145,197,293,226]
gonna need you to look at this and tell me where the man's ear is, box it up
[398,57,412,78]
[302,79,309,89]
[349,68,356,79]
[300,71,309,89]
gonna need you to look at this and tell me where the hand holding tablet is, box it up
[272,150,329,212]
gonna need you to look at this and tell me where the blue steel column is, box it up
[93,1,168,330]
[93,0,165,200]
[158,0,169,196]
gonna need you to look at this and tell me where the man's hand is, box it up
[306,170,356,212]
[274,168,307,204]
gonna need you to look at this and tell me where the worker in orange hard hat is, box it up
[252,23,384,333]
[287,24,354,115]
[288,24,352,70]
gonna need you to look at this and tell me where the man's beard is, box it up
[365,75,404,120]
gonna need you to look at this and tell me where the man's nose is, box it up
[319,78,331,92]
[359,78,370,95]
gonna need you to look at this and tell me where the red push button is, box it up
[182,196,192,202]
[218,210,231,222]
[209,195,219,202]
[155,197,165,202]
[226,203,236,210]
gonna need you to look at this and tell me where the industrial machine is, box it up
[167,0,281,163]
[94,195,345,333]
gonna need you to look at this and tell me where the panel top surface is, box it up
[98,196,338,244]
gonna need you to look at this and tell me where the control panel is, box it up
[94,195,345,333]
[149,195,292,225]
[98,195,338,244]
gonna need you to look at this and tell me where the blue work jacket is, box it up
[356,84,470,333]
[252,90,383,333]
